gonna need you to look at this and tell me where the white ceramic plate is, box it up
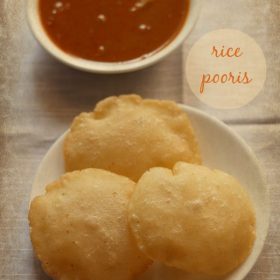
[31,105,269,280]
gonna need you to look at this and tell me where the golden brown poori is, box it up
[128,162,256,276]
[64,95,201,181]
[29,169,151,280]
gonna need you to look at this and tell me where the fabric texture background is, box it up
[0,0,279,279]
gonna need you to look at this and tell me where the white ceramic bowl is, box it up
[31,105,269,280]
[27,0,201,73]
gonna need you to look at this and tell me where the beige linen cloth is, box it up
[0,0,279,279]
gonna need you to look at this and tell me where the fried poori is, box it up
[64,95,201,181]
[128,162,256,276]
[29,169,151,280]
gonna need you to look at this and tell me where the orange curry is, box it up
[39,0,189,62]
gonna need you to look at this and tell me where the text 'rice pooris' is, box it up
[29,169,151,280]
[64,95,201,181]
[128,162,256,276]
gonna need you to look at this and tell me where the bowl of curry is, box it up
[27,0,201,73]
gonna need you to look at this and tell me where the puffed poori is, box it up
[64,95,201,181]
[29,169,151,280]
[128,162,256,276]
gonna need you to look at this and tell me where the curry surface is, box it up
[39,0,189,62]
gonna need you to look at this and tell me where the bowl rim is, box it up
[27,0,202,74]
